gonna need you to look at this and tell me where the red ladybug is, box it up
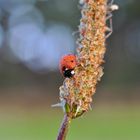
[59,54,77,78]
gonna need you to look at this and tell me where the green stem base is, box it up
[57,114,71,140]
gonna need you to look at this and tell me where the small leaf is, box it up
[65,103,70,113]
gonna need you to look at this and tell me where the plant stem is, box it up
[57,114,71,140]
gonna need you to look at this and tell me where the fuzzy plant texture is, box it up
[59,0,107,119]
[56,0,119,139]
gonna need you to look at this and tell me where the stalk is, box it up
[56,0,118,139]
[57,115,71,140]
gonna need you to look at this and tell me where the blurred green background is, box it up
[0,0,140,140]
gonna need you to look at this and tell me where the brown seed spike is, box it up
[56,1,119,139]
[59,0,107,118]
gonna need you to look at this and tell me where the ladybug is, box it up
[59,54,77,78]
